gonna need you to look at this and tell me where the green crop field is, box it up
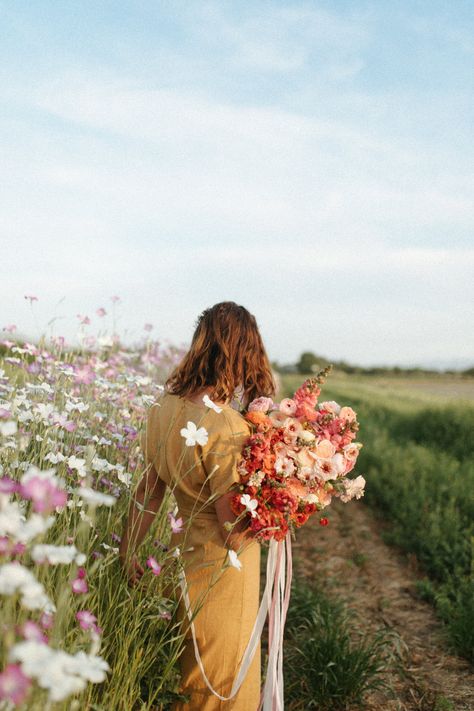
[281,371,474,663]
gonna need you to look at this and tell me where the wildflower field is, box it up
[1,309,473,709]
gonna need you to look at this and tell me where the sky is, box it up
[0,0,473,368]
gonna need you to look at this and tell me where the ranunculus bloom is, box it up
[313,439,336,459]
[279,398,297,416]
[339,406,357,422]
[246,411,271,428]
[248,397,274,413]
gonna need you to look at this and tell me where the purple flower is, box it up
[146,557,162,576]
[71,568,88,594]
[0,664,31,706]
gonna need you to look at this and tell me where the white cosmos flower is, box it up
[67,456,87,477]
[31,544,86,566]
[9,641,110,702]
[0,420,17,437]
[117,470,132,487]
[77,488,116,507]
[180,421,209,447]
[240,494,258,518]
[44,452,66,464]
[228,549,242,570]
[0,563,54,611]
[202,394,223,413]
[65,400,89,413]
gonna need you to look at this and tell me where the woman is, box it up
[119,302,276,710]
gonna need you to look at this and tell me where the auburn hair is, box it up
[165,302,276,407]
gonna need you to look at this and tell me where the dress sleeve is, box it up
[201,411,251,498]
[139,403,161,471]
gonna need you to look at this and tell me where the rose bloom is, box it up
[312,439,336,459]
[343,442,361,461]
[279,398,297,416]
[319,400,341,415]
[248,397,274,413]
[339,406,357,422]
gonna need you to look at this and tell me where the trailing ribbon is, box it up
[178,531,293,709]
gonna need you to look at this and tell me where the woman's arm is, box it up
[119,463,167,585]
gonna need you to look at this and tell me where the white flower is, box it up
[0,563,54,611]
[240,494,258,518]
[67,456,87,477]
[180,421,208,447]
[117,470,132,487]
[77,487,116,507]
[202,394,223,413]
[65,400,89,413]
[303,493,319,504]
[31,544,86,566]
[227,549,242,570]
[0,420,17,437]
[9,641,109,702]
[44,452,66,464]
[340,475,366,503]
[91,456,114,473]
[248,471,265,487]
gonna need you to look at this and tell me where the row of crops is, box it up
[281,372,474,664]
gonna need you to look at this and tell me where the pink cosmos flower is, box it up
[76,610,102,634]
[20,621,48,644]
[20,477,67,513]
[146,557,162,575]
[39,611,54,629]
[110,295,121,303]
[0,477,19,494]
[168,513,183,534]
[71,568,88,594]
[144,323,153,332]
[2,324,17,333]
[96,308,107,317]
[0,408,12,418]
[0,664,31,706]
[74,367,96,385]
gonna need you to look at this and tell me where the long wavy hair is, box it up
[165,302,276,407]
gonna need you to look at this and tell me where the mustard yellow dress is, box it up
[141,392,261,711]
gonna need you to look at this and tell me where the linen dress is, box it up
[140,392,261,711]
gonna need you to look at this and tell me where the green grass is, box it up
[283,579,402,710]
[281,371,474,664]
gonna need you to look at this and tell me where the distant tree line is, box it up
[272,351,474,377]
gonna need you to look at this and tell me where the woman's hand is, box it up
[120,553,145,587]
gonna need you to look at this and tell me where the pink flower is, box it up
[76,610,102,634]
[2,324,17,333]
[71,568,88,594]
[20,621,48,644]
[76,314,91,325]
[74,367,96,385]
[110,295,121,303]
[248,397,274,413]
[144,323,153,332]
[0,664,31,706]
[168,513,183,534]
[96,308,107,317]
[146,557,162,575]
[40,611,54,629]
[0,476,19,494]
[339,406,357,423]
[20,477,67,513]
[279,398,297,416]
[24,295,38,303]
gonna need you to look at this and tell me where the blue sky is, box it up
[1,1,473,367]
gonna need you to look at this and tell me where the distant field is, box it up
[280,369,474,663]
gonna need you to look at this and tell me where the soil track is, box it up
[292,499,474,710]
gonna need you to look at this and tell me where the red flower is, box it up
[319,517,329,526]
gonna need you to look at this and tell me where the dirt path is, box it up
[292,499,474,711]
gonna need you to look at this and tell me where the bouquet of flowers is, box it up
[230,366,365,542]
